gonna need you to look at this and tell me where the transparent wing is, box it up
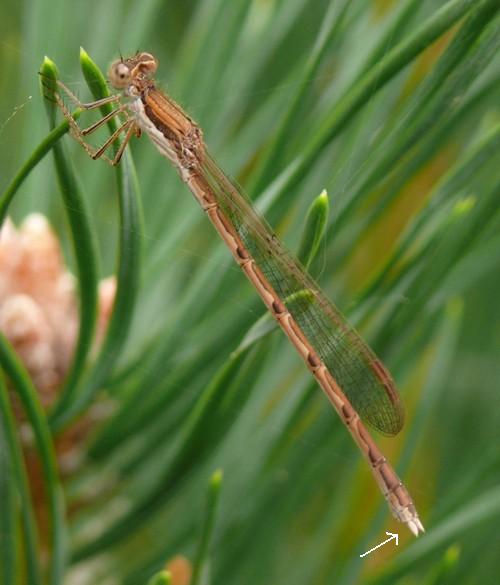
[202,154,404,436]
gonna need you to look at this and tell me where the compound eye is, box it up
[109,62,131,89]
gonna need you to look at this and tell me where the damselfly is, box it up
[49,52,424,536]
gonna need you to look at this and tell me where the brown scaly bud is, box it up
[0,213,116,406]
[1,214,118,541]
[0,214,77,406]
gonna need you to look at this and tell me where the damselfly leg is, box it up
[46,76,138,165]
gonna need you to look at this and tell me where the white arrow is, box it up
[359,532,399,558]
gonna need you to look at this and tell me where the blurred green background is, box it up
[1,0,500,584]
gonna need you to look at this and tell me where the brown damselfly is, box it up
[48,51,424,536]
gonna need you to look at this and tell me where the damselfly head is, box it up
[108,52,158,89]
